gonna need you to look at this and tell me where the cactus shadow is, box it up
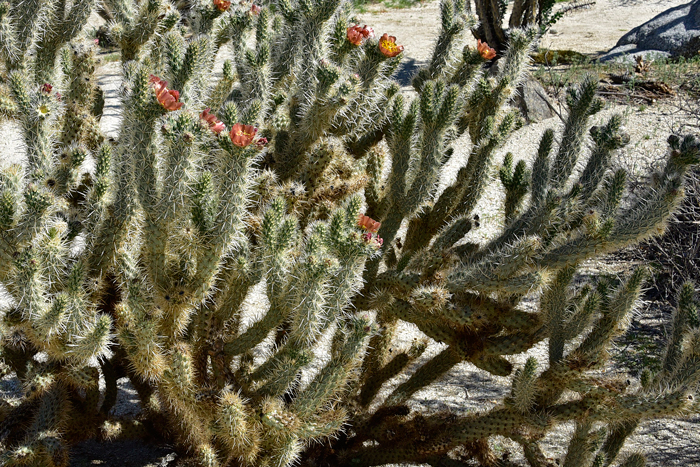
[394,58,422,87]
[69,439,177,467]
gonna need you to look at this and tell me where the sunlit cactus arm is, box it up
[384,94,417,209]
[576,114,629,202]
[168,34,214,104]
[538,146,696,270]
[213,389,261,464]
[290,315,373,418]
[158,343,221,467]
[656,281,697,382]
[540,265,577,365]
[455,110,521,217]
[560,421,603,467]
[232,7,271,114]
[50,262,110,365]
[214,6,252,52]
[196,249,254,343]
[665,329,700,389]
[412,0,475,92]
[85,154,134,276]
[251,249,337,396]
[499,152,529,222]
[1,0,49,71]
[403,110,518,253]
[575,267,645,361]
[469,129,556,260]
[401,81,460,215]
[8,72,55,182]
[188,0,230,35]
[294,69,360,160]
[223,200,297,357]
[362,146,386,218]
[549,75,604,190]
[81,144,113,239]
[32,0,95,83]
[255,203,377,395]
[59,45,104,150]
[205,59,236,112]
[143,112,204,296]
[6,252,50,350]
[0,1,20,69]
[108,0,177,61]
[505,356,539,414]
[115,295,167,382]
[186,138,258,310]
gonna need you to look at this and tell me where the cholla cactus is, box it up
[1,0,699,466]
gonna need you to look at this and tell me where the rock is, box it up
[599,44,672,63]
[512,78,556,123]
[489,60,556,122]
[605,0,700,59]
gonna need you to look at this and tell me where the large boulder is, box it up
[601,0,700,61]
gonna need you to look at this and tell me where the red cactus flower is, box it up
[150,75,183,111]
[361,232,383,248]
[378,33,403,58]
[250,4,261,15]
[213,0,231,11]
[477,40,496,60]
[41,83,52,94]
[255,137,268,148]
[358,213,381,234]
[360,25,374,39]
[200,108,226,134]
[230,123,258,147]
[347,24,374,46]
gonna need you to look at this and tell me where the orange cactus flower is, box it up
[250,4,261,15]
[150,75,184,111]
[347,24,374,46]
[358,213,381,234]
[200,108,226,134]
[477,40,497,60]
[230,123,258,147]
[213,0,231,11]
[378,33,403,58]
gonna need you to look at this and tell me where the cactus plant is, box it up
[1,0,699,466]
